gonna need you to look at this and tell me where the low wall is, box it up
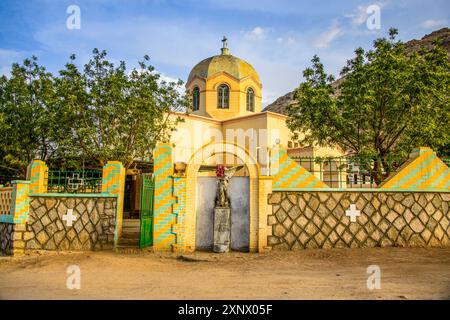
[267,191,449,250]
[13,195,118,252]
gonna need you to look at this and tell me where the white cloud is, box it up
[314,24,342,48]
[243,27,269,41]
[421,19,447,29]
[159,73,181,84]
[159,72,185,94]
[346,5,369,26]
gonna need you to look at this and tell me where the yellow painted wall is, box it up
[168,110,335,176]
[187,73,262,121]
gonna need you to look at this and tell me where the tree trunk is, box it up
[371,158,384,185]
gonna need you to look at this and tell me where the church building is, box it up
[155,37,343,252]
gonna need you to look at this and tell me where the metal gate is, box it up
[140,174,154,248]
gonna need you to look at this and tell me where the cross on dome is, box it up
[221,36,229,55]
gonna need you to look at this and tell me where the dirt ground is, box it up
[0,247,449,300]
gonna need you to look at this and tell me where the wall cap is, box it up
[30,193,119,198]
[272,188,450,193]
[0,215,14,223]
[105,161,124,166]
[11,180,30,184]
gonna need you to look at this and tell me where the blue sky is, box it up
[0,0,449,105]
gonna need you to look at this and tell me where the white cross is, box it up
[67,174,83,192]
[62,209,78,227]
[346,204,360,222]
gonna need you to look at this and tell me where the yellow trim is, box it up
[186,140,261,176]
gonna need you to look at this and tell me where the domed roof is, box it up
[187,37,261,85]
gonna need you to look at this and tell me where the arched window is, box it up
[246,88,255,112]
[192,87,200,111]
[217,84,229,109]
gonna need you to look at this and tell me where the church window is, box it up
[217,84,229,109]
[192,87,200,111]
[246,88,255,112]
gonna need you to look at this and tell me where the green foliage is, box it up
[0,57,61,176]
[0,49,188,173]
[287,28,450,183]
[56,49,186,168]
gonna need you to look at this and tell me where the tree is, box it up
[0,56,62,176]
[287,28,450,183]
[56,49,187,168]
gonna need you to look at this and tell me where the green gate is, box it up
[140,174,154,248]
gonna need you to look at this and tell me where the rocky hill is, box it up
[263,27,450,115]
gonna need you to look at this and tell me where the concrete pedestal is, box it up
[213,207,231,253]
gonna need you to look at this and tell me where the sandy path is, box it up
[0,247,449,299]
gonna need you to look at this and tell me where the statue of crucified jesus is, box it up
[215,165,243,207]
[198,164,244,208]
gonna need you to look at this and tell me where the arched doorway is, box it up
[184,141,260,252]
[195,164,250,252]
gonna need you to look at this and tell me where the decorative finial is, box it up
[221,36,229,55]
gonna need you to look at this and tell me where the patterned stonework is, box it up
[14,196,118,252]
[270,147,328,189]
[267,191,450,250]
[0,222,14,255]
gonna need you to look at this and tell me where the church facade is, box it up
[148,38,345,252]
[168,37,343,176]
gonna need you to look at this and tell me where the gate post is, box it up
[102,161,126,246]
[26,160,48,194]
[152,143,176,250]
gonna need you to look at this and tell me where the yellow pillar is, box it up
[101,161,126,246]
[10,180,30,224]
[10,180,30,255]
[26,160,48,194]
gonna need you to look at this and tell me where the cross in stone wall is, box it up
[62,209,78,227]
[345,204,360,222]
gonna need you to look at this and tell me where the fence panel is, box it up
[0,187,13,215]
[47,169,103,193]
[291,155,406,188]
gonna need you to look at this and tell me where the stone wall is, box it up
[267,191,449,250]
[13,196,118,252]
[0,222,14,255]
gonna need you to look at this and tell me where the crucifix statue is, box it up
[198,164,243,252]
[215,165,242,207]
[199,164,243,207]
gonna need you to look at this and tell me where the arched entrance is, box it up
[184,141,260,252]
[195,164,250,251]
